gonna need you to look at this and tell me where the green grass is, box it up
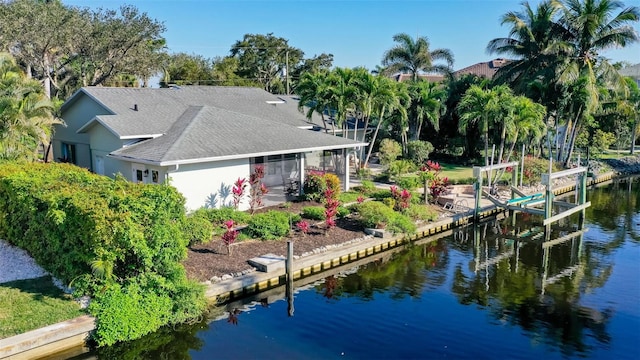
[0,276,85,339]
[438,163,474,183]
[338,190,362,204]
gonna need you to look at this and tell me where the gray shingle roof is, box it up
[72,86,322,137]
[109,104,365,165]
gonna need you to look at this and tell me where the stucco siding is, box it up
[56,95,110,144]
[168,159,251,211]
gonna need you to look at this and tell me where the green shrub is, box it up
[193,207,251,225]
[356,201,397,229]
[303,171,341,202]
[382,197,396,209]
[407,140,434,164]
[404,204,438,221]
[395,175,421,190]
[301,206,326,220]
[355,167,372,180]
[387,213,417,235]
[379,138,402,165]
[245,210,291,240]
[337,206,350,219]
[387,159,416,179]
[370,189,392,200]
[0,162,206,345]
[182,213,214,246]
[357,180,377,194]
[339,190,361,203]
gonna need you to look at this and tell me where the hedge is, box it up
[0,162,205,346]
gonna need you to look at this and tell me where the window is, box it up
[135,169,143,182]
[60,143,76,164]
[151,170,159,183]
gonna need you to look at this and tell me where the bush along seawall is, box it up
[0,156,636,358]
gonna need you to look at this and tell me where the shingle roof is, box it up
[62,86,367,164]
[110,105,366,165]
[70,86,320,138]
[454,58,510,79]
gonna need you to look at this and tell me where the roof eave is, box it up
[108,141,368,167]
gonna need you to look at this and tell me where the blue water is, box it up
[90,179,640,360]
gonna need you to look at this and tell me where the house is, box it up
[53,86,367,210]
[389,58,510,83]
[454,58,509,79]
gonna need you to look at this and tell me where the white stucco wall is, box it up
[167,159,251,211]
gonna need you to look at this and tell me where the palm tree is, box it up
[363,79,409,168]
[325,67,358,136]
[556,0,639,165]
[296,71,331,133]
[382,33,454,82]
[457,85,501,166]
[0,53,63,161]
[407,81,446,142]
[487,0,569,95]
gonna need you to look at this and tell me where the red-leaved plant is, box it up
[390,185,412,211]
[249,165,268,213]
[232,178,247,209]
[296,220,310,236]
[323,188,340,233]
[221,220,238,256]
[357,195,365,204]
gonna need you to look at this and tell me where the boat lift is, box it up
[473,162,591,226]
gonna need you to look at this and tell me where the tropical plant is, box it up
[0,53,63,161]
[381,33,454,82]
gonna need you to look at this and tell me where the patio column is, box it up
[298,154,305,195]
[344,149,350,191]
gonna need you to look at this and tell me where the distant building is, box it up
[619,64,640,87]
[454,58,510,79]
[391,58,510,82]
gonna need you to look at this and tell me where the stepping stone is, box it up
[248,254,286,273]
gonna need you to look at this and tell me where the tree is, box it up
[407,81,446,142]
[0,0,85,99]
[488,0,640,166]
[364,80,409,167]
[0,53,63,161]
[556,0,639,165]
[296,71,332,133]
[457,85,500,166]
[230,33,303,94]
[382,33,454,82]
[324,67,358,135]
[161,53,214,87]
[72,5,167,90]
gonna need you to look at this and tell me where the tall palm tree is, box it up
[487,0,569,95]
[296,71,331,133]
[457,85,501,166]
[363,79,409,168]
[407,81,446,141]
[556,0,639,165]
[382,33,454,82]
[0,53,63,161]
[325,67,358,136]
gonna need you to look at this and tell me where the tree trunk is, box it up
[631,117,637,155]
[321,113,329,134]
[364,106,386,167]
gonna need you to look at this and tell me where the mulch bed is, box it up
[182,201,367,282]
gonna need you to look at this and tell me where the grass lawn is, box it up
[439,163,474,183]
[0,276,85,339]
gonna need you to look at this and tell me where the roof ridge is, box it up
[159,105,206,162]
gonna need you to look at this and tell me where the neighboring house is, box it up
[53,86,367,210]
[619,63,640,87]
[390,58,510,83]
[454,58,509,79]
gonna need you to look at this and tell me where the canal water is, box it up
[82,179,640,359]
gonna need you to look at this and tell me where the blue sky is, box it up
[65,0,639,71]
